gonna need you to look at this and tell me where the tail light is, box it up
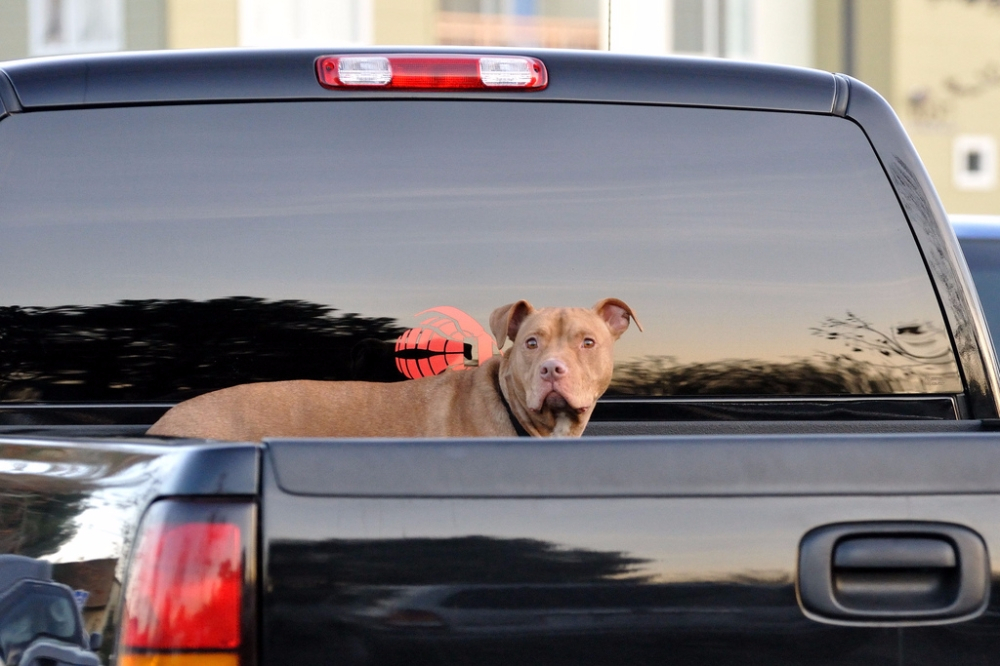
[316,55,548,90]
[117,500,256,666]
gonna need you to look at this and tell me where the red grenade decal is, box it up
[394,306,500,379]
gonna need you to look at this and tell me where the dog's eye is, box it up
[525,337,538,350]
[582,338,596,348]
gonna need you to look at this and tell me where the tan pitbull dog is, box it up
[145,298,641,441]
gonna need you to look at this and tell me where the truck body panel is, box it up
[262,435,1000,666]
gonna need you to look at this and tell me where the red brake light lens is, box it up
[316,55,548,90]
[118,500,254,664]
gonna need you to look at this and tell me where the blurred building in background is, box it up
[0,0,998,213]
[885,0,1000,215]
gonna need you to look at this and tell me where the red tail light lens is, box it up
[118,500,255,666]
[316,55,548,90]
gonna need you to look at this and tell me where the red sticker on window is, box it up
[394,306,499,379]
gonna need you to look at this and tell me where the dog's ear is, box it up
[593,298,643,339]
[490,300,535,348]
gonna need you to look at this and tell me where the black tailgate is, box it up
[262,433,1000,666]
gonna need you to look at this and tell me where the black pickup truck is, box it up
[3,48,1000,666]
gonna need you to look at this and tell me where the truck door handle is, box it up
[833,537,958,610]
[798,522,989,625]
[835,537,956,569]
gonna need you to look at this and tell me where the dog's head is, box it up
[490,298,642,437]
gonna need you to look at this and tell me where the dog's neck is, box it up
[549,414,576,438]
[495,376,531,437]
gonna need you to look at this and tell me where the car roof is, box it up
[951,215,1000,241]
[0,47,840,113]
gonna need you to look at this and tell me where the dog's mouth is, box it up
[539,389,588,415]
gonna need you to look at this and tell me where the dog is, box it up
[145,298,641,441]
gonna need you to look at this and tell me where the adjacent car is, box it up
[0,556,101,666]
[952,215,1000,342]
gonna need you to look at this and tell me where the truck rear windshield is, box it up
[0,100,962,403]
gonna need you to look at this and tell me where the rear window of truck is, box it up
[0,100,962,404]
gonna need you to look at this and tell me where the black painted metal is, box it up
[592,397,959,422]
[262,443,911,666]
[0,404,173,426]
[265,433,1000,497]
[0,70,20,117]
[0,48,838,112]
[0,397,960,436]
[0,436,260,495]
[799,522,989,625]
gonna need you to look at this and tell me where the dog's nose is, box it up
[540,359,568,379]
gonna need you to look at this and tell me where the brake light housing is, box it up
[117,500,256,666]
[316,55,548,90]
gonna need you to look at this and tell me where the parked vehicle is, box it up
[0,556,101,666]
[3,48,1000,665]
[953,215,1000,346]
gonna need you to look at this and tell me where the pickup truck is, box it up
[2,48,1000,666]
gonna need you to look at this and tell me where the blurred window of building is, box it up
[672,0,751,58]
[954,135,998,192]
[721,0,752,58]
[609,0,754,59]
[672,0,710,54]
[239,0,372,47]
[610,0,809,66]
[28,0,124,56]
[608,0,668,53]
[437,0,601,49]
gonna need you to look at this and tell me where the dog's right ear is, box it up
[490,300,535,348]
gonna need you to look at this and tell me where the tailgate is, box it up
[262,433,1000,666]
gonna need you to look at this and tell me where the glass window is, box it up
[672,0,752,58]
[0,100,962,402]
[672,0,706,53]
[27,0,123,56]
[0,584,82,659]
